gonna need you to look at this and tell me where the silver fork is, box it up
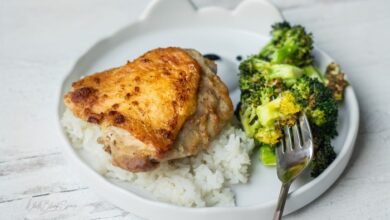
[273,114,314,220]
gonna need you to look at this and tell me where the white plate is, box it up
[56,0,360,219]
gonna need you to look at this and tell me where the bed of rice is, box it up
[61,109,254,207]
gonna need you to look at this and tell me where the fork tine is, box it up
[284,126,293,151]
[299,114,312,146]
[292,124,301,148]
[276,141,284,159]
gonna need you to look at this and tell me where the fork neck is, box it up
[273,182,291,220]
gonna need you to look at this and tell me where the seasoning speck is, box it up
[236,55,242,61]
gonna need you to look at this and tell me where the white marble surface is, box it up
[1,0,389,219]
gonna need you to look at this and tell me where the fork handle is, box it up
[273,182,291,220]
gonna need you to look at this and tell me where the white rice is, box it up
[61,109,254,207]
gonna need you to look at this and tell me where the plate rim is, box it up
[55,0,360,219]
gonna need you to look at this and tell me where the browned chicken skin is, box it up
[64,47,233,172]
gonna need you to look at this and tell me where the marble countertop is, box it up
[1,0,389,219]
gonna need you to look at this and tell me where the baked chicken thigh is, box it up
[64,47,233,172]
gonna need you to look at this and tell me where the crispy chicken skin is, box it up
[64,47,233,172]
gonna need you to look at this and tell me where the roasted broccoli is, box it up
[290,75,339,177]
[259,21,313,67]
[291,76,338,138]
[325,62,349,101]
[240,90,301,145]
[310,136,337,177]
[238,21,347,177]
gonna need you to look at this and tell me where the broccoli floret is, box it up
[325,62,348,101]
[239,91,301,145]
[239,73,277,108]
[291,76,338,138]
[240,104,262,137]
[259,21,313,67]
[290,76,338,177]
[310,137,336,177]
[258,22,290,62]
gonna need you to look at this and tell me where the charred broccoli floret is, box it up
[325,62,349,101]
[291,76,338,138]
[239,91,301,145]
[310,136,337,177]
[290,76,338,176]
[259,21,313,67]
